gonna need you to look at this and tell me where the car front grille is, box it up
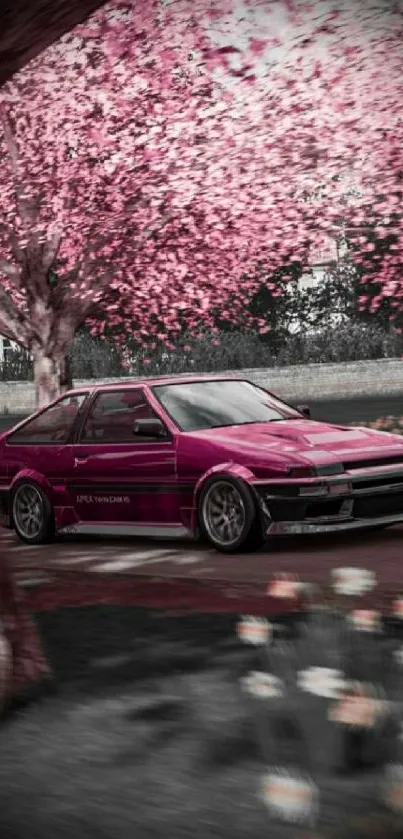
[343,454,403,471]
[353,492,403,519]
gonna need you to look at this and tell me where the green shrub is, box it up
[0,321,402,382]
[68,332,127,379]
[350,416,403,436]
[129,324,403,375]
[277,323,403,366]
[129,330,275,376]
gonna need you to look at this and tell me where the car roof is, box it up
[66,374,247,397]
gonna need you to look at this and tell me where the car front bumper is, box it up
[253,464,403,537]
[266,512,403,536]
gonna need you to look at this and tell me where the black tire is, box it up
[198,476,265,553]
[12,481,55,545]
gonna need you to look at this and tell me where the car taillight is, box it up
[287,466,316,479]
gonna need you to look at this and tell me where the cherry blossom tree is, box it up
[0,0,402,405]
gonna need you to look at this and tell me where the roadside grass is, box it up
[0,605,398,839]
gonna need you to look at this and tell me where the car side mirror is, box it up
[296,404,311,418]
[133,418,166,438]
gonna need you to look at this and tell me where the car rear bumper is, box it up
[267,512,403,536]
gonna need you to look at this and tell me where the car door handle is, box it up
[74,454,89,466]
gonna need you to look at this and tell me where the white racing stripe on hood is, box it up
[304,430,367,444]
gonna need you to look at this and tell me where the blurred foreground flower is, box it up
[241,671,284,699]
[261,769,319,824]
[267,575,302,599]
[331,567,376,596]
[237,616,271,645]
[393,646,403,667]
[392,598,403,619]
[297,666,347,699]
[384,764,403,815]
[0,617,11,709]
[349,609,381,632]
[329,684,389,728]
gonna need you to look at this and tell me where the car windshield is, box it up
[152,379,301,432]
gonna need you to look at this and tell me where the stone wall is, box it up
[0,357,402,414]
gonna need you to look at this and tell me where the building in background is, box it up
[0,337,21,362]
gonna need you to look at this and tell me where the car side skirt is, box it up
[57,522,193,539]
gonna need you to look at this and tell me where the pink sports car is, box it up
[1,375,403,553]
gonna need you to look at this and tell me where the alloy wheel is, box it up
[13,484,44,540]
[201,480,247,548]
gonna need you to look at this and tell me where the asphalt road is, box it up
[5,523,403,613]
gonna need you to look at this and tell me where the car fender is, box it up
[194,462,256,505]
[192,463,267,534]
[9,468,54,499]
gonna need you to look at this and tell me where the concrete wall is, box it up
[1,357,403,414]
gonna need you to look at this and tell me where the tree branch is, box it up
[1,111,19,176]
[42,231,62,272]
[140,212,172,243]
[1,109,38,228]
[0,256,21,284]
[0,287,30,344]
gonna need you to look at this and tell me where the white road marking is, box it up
[18,573,52,587]
[173,554,206,565]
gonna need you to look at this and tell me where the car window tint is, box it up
[80,390,162,443]
[153,380,300,431]
[7,394,88,444]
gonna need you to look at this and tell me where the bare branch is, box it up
[1,111,19,176]
[0,256,20,283]
[0,109,38,228]
[9,230,26,266]
[42,231,62,272]
[0,286,30,344]
[140,212,172,243]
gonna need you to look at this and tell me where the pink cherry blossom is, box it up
[0,0,401,404]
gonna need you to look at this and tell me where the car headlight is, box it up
[287,466,316,479]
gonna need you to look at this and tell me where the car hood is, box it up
[188,420,403,469]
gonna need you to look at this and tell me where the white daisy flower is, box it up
[241,671,284,699]
[297,666,347,699]
[237,616,272,646]
[349,609,381,632]
[262,769,319,824]
[392,597,403,619]
[331,566,376,596]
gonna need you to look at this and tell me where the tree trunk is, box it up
[32,348,73,408]
[59,353,73,392]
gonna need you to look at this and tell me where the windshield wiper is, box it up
[209,421,261,428]
[209,419,298,428]
[267,417,303,422]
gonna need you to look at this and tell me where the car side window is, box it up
[79,389,167,443]
[7,394,88,445]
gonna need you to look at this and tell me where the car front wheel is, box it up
[12,482,55,545]
[198,476,265,553]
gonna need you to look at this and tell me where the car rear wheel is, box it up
[198,476,265,553]
[12,482,54,545]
